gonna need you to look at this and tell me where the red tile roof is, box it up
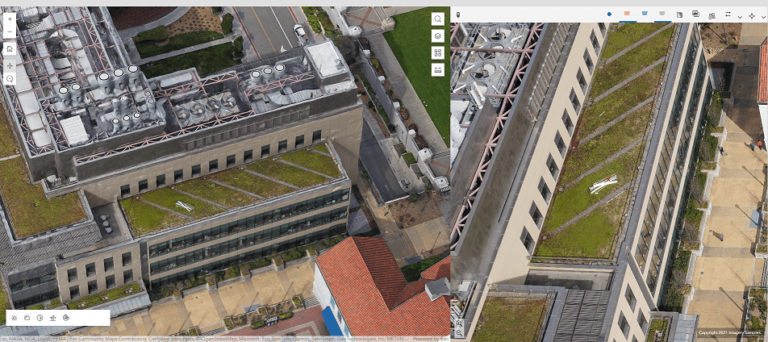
[316,237,450,336]
[759,38,767,103]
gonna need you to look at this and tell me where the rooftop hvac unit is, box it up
[206,98,221,112]
[274,64,285,78]
[222,95,236,108]
[191,103,205,117]
[262,67,273,82]
[70,83,83,105]
[57,86,71,105]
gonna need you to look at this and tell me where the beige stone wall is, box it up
[464,23,607,340]
[487,23,606,285]
[76,105,362,207]
[607,264,655,342]
[56,243,142,303]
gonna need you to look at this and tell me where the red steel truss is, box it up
[242,72,314,98]
[450,23,543,250]
[75,109,257,164]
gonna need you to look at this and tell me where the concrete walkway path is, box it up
[604,23,674,65]
[366,33,449,154]
[593,57,665,103]
[579,97,654,144]
[134,38,234,65]
[71,261,319,336]
[686,44,766,337]
[548,182,631,236]
[118,7,191,39]
[564,137,643,190]
[738,23,768,46]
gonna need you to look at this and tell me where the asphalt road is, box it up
[359,120,408,202]
[235,7,304,59]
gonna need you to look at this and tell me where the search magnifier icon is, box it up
[431,12,444,26]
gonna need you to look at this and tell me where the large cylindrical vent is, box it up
[262,67,273,82]
[274,64,285,79]
[70,84,82,104]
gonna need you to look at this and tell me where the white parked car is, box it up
[294,24,308,45]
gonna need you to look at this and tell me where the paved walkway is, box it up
[604,24,674,65]
[593,57,665,103]
[579,97,654,144]
[111,7,177,31]
[564,138,643,190]
[118,7,190,40]
[366,33,449,154]
[355,177,418,267]
[738,23,768,46]
[225,304,328,336]
[134,38,235,65]
[548,182,631,236]
[686,44,766,340]
[71,261,318,336]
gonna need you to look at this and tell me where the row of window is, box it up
[69,270,133,300]
[149,189,349,258]
[515,24,604,257]
[9,268,57,293]
[621,286,648,342]
[150,224,346,288]
[66,253,132,283]
[120,131,323,197]
[645,51,707,293]
[634,33,702,272]
[617,310,647,340]
[150,207,348,275]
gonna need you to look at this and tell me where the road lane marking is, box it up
[251,7,276,54]
[232,7,259,59]
[270,7,294,49]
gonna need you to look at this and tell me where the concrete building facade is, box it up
[0,6,363,316]
[450,22,708,342]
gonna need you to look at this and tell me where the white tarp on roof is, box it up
[18,92,40,114]
[160,72,194,88]
[12,67,33,93]
[69,7,83,20]
[306,42,346,77]
[60,116,89,145]
[323,80,354,94]
[25,112,52,147]
[35,41,49,59]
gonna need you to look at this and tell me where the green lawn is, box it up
[313,144,329,154]
[383,7,450,147]
[136,31,224,59]
[577,64,664,139]
[174,178,259,208]
[561,103,652,186]
[0,109,19,158]
[209,169,293,198]
[247,159,327,188]
[140,42,240,78]
[590,27,674,96]
[139,188,225,219]
[542,144,643,234]
[601,23,670,60]
[280,150,341,178]
[473,297,549,342]
[0,158,86,238]
[0,278,8,325]
[400,255,445,282]
[68,283,142,310]
[120,197,188,237]
[536,190,629,259]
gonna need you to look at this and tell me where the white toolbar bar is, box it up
[451,7,767,23]
[5,310,110,327]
